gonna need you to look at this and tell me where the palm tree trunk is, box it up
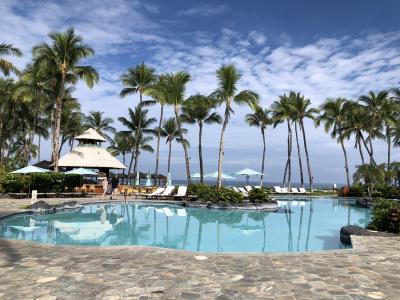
[300,120,313,192]
[167,141,172,173]
[361,134,376,165]
[294,122,304,187]
[133,92,143,179]
[174,106,191,184]
[282,159,289,187]
[287,120,292,189]
[386,124,391,169]
[154,105,164,186]
[260,127,266,187]
[217,104,230,189]
[52,71,66,172]
[339,133,351,187]
[357,138,365,165]
[37,135,41,163]
[199,121,204,184]
[70,140,74,151]
[128,153,134,176]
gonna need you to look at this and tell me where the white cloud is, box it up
[178,4,230,17]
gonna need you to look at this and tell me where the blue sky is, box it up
[1,0,400,183]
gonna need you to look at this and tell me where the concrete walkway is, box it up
[0,197,399,299]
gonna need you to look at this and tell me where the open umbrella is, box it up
[11,165,52,174]
[135,173,140,186]
[235,168,263,185]
[145,172,152,186]
[204,171,236,180]
[166,172,172,186]
[65,168,98,176]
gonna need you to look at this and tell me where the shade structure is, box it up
[166,172,172,186]
[11,165,52,174]
[191,172,201,178]
[235,168,263,185]
[204,171,235,180]
[64,168,98,176]
[145,172,152,186]
[135,173,140,186]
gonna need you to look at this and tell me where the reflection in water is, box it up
[0,198,371,253]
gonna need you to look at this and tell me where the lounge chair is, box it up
[274,186,283,193]
[153,185,175,199]
[299,187,309,194]
[280,187,290,194]
[145,187,165,199]
[232,187,240,193]
[238,187,249,197]
[291,187,300,194]
[254,186,261,189]
[245,186,252,192]
[174,186,187,198]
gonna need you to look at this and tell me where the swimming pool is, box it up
[0,198,371,253]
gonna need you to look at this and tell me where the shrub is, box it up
[0,174,27,193]
[367,199,400,233]
[347,185,367,197]
[187,184,242,203]
[63,175,83,192]
[215,187,243,203]
[248,188,270,203]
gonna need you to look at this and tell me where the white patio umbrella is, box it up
[166,172,172,186]
[204,171,236,182]
[235,168,263,185]
[145,172,152,186]
[10,165,52,194]
[64,167,98,176]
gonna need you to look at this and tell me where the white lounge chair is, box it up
[254,186,261,189]
[291,187,300,193]
[232,187,240,193]
[146,187,165,199]
[238,187,248,197]
[175,186,187,198]
[280,187,290,194]
[245,186,252,192]
[274,186,283,193]
[153,186,175,199]
[299,187,308,194]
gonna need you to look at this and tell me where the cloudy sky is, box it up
[2,0,400,184]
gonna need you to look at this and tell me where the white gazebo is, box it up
[57,128,126,177]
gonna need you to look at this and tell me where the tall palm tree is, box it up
[0,43,22,76]
[317,98,351,187]
[162,72,192,183]
[380,99,397,168]
[83,111,116,143]
[289,92,318,191]
[145,76,169,184]
[118,105,156,176]
[108,132,134,177]
[245,105,272,187]
[210,65,259,189]
[358,91,388,164]
[32,28,99,171]
[271,94,293,188]
[353,163,386,200]
[160,117,189,173]
[181,94,222,183]
[0,78,17,164]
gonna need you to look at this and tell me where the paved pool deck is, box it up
[0,197,399,299]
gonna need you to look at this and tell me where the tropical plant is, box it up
[210,65,259,189]
[118,105,156,176]
[32,28,99,171]
[245,105,272,187]
[108,132,134,174]
[160,117,189,173]
[83,111,116,143]
[0,43,22,76]
[317,98,352,187]
[162,72,192,183]
[181,94,222,183]
[353,163,386,199]
[367,199,400,233]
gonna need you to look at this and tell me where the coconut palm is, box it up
[120,63,156,103]
[289,92,318,191]
[380,99,397,168]
[358,91,388,164]
[108,132,134,177]
[0,78,17,164]
[393,121,400,150]
[317,98,352,187]
[83,111,116,143]
[245,105,272,187]
[59,110,84,155]
[181,94,222,183]
[162,72,192,183]
[210,65,259,189]
[0,43,22,76]
[118,105,156,176]
[160,117,189,173]
[271,94,293,188]
[32,28,99,171]
[353,163,386,200]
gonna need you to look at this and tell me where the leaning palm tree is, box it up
[83,111,116,143]
[358,91,388,164]
[317,98,352,187]
[353,163,386,200]
[210,65,259,189]
[181,94,222,183]
[289,92,318,191]
[245,105,272,187]
[118,105,156,176]
[32,28,99,171]
[271,94,293,188]
[0,43,22,76]
[162,72,192,183]
[160,117,189,173]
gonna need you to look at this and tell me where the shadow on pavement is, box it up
[0,238,22,267]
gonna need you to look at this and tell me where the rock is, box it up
[27,201,53,213]
[27,200,81,214]
[340,225,369,244]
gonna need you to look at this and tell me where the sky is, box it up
[1,0,400,184]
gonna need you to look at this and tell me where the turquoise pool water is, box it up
[0,198,371,253]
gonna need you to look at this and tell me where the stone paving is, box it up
[0,197,399,299]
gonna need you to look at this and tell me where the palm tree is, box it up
[83,111,116,143]
[181,94,222,183]
[380,99,397,168]
[162,72,192,183]
[271,94,293,188]
[160,117,189,173]
[210,65,259,189]
[289,92,318,191]
[145,76,169,184]
[353,163,386,200]
[0,43,22,76]
[32,28,99,171]
[245,105,272,187]
[317,98,351,187]
[118,105,156,176]
[358,91,388,164]
[108,132,134,177]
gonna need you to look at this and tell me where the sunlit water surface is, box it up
[0,198,371,253]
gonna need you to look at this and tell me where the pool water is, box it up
[0,198,371,253]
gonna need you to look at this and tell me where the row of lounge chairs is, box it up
[273,186,309,194]
[139,186,193,200]
[230,185,261,197]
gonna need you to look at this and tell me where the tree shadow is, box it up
[0,238,22,267]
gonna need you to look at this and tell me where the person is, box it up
[101,178,108,200]
[110,175,119,200]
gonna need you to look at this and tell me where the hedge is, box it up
[367,199,400,234]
